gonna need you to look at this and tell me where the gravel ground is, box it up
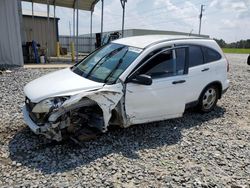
[0,54,249,187]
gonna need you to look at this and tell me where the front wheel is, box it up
[198,85,219,112]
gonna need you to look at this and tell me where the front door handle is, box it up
[201,68,209,72]
[172,80,186,84]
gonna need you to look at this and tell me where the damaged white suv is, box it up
[23,35,229,141]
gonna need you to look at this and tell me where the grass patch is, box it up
[222,48,250,54]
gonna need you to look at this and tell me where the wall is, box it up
[132,29,209,38]
[80,29,209,38]
[22,15,58,56]
[0,0,23,67]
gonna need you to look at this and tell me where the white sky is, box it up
[22,0,250,43]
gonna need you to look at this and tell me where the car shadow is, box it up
[8,106,225,174]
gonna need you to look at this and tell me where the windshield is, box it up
[72,43,141,84]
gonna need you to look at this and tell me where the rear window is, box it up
[202,47,221,63]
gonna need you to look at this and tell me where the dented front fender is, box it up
[57,83,124,132]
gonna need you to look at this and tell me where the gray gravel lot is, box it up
[0,54,249,187]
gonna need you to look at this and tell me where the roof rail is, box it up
[144,37,212,49]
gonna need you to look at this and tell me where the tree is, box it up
[214,38,227,48]
[214,38,250,49]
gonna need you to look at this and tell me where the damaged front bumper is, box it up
[23,105,66,141]
[23,105,45,134]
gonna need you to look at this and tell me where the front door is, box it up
[125,46,189,125]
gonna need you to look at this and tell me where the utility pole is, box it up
[199,4,205,35]
[120,0,127,38]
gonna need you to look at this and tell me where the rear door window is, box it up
[202,47,221,63]
[189,45,203,67]
[175,48,185,74]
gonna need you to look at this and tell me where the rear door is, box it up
[124,46,189,125]
[179,45,223,103]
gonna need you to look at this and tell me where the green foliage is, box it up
[214,38,250,49]
[222,48,250,54]
[214,39,227,48]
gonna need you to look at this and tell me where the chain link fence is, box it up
[59,35,95,53]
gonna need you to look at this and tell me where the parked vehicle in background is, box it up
[102,32,120,46]
[23,35,229,141]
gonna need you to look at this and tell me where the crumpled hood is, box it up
[24,68,104,103]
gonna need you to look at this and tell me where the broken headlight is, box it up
[32,97,69,113]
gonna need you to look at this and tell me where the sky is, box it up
[22,0,250,43]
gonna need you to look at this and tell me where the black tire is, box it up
[247,54,250,65]
[198,85,219,113]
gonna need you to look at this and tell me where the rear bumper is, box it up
[222,79,229,95]
[222,87,229,95]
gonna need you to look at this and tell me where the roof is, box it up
[113,35,208,49]
[22,0,99,11]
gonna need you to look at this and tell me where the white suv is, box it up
[23,35,229,141]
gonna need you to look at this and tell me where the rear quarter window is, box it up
[202,46,222,63]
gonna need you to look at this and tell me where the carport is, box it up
[21,0,128,62]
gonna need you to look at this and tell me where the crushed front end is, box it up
[23,83,124,142]
[23,97,71,141]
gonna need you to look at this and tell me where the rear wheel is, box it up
[198,85,219,112]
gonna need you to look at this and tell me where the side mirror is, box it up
[131,74,152,85]
[247,54,250,65]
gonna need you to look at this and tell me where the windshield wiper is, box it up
[86,47,125,78]
[103,47,129,84]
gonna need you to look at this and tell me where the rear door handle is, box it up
[172,80,186,84]
[201,68,209,72]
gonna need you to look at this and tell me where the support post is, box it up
[76,0,79,63]
[120,0,127,38]
[53,2,56,29]
[47,0,50,61]
[69,21,71,36]
[70,41,75,62]
[101,0,104,43]
[71,6,75,62]
[73,8,75,40]
[32,0,34,40]
[90,10,93,52]
[54,2,59,57]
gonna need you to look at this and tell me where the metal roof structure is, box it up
[21,0,127,63]
[22,9,59,18]
[22,0,100,11]
[21,0,102,62]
